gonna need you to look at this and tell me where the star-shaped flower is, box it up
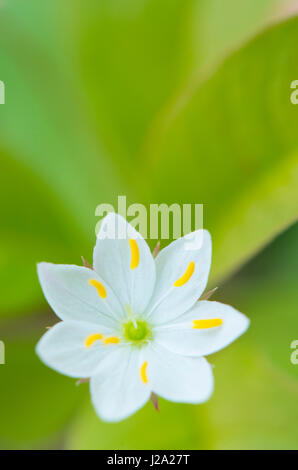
[36,213,249,422]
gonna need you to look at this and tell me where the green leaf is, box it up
[68,0,200,169]
[0,1,127,244]
[67,396,210,450]
[202,221,298,449]
[0,151,86,316]
[220,221,298,383]
[205,338,298,450]
[141,17,298,282]
[0,333,86,444]
[69,0,278,170]
[197,0,279,70]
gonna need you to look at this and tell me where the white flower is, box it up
[36,213,249,422]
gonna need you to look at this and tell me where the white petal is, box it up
[36,321,115,378]
[90,346,151,422]
[93,213,156,316]
[37,262,124,327]
[147,230,211,324]
[154,300,250,357]
[145,344,213,404]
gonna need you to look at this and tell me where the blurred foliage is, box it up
[145,17,298,281]
[0,335,86,443]
[68,396,210,450]
[0,0,297,449]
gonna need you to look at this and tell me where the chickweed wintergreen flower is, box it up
[36,213,249,422]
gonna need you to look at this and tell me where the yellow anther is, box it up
[140,361,148,384]
[103,336,120,345]
[192,318,223,329]
[84,333,103,348]
[174,261,195,287]
[129,239,140,269]
[89,279,107,298]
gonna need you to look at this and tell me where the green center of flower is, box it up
[123,319,152,345]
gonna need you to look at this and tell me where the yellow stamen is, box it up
[174,261,195,287]
[129,239,140,269]
[89,279,107,298]
[140,361,148,384]
[192,318,223,329]
[84,333,103,347]
[103,336,120,345]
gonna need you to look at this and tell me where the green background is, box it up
[0,0,298,449]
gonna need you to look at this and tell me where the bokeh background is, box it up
[0,0,298,450]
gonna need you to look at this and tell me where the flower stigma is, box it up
[123,319,152,346]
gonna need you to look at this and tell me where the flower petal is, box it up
[145,344,213,404]
[154,300,250,357]
[37,262,124,327]
[90,346,151,422]
[93,213,156,316]
[36,321,116,378]
[147,230,212,324]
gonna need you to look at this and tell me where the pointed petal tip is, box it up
[152,241,161,258]
[200,286,218,301]
[150,392,160,412]
[81,256,93,269]
[76,378,90,386]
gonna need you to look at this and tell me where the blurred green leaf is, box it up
[0,332,86,443]
[67,396,210,450]
[198,0,279,70]
[69,0,279,170]
[220,221,298,382]
[0,151,87,316]
[142,17,298,282]
[206,339,298,450]
[0,1,128,245]
[69,0,200,168]
[203,221,298,449]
